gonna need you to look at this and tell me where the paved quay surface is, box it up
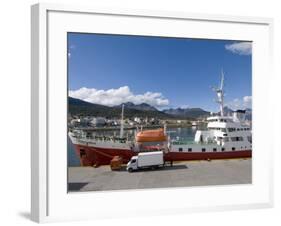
[68,158,252,192]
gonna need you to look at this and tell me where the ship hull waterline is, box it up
[72,144,252,167]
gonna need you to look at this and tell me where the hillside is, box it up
[115,102,158,111]
[68,97,172,119]
[68,97,219,120]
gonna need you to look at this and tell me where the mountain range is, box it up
[162,107,210,118]
[116,102,158,111]
[68,97,252,120]
[69,97,170,119]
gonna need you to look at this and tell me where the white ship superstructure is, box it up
[168,71,252,158]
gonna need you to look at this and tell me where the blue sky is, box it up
[68,33,252,112]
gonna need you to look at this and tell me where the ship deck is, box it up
[171,140,219,147]
[68,158,251,192]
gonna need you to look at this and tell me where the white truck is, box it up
[126,151,164,172]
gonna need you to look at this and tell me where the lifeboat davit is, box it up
[136,128,167,142]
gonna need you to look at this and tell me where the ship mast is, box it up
[213,70,225,116]
[120,104,124,138]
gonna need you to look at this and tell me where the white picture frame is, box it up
[31,3,274,223]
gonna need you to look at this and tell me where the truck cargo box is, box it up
[137,151,163,167]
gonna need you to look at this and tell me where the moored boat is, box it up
[68,71,252,166]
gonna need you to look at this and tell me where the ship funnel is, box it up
[233,110,246,122]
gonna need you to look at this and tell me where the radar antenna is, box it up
[212,70,225,116]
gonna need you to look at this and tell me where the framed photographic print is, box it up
[31,3,274,223]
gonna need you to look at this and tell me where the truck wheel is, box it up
[128,168,133,173]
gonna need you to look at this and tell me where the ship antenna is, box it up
[120,104,124,138]
[212,70,225,116]
[164,123,167,135]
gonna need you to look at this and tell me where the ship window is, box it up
[221,128,227,132]
[231,137,243,142]
[233,137,244,141]
[247,136,252,143]
[202,148,206,152]
[188,148,192,152]
[213,148,217,152]
[223,137,229,142]
[228,128,236,132]
[222,148,225,151]
[232,147,236,151]
[179,148,183,152]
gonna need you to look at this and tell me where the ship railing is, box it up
[172,140,216,145]
[77,135,133,144]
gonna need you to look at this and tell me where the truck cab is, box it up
[126,156,138,172]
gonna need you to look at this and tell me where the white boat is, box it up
[165,71,252,161]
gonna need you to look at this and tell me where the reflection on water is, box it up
[68,126,203,166]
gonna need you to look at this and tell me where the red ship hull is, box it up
[73,144,135,166]
[73,144,251,166]
[164,150,251,161]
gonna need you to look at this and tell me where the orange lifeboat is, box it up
[136,128,167,142]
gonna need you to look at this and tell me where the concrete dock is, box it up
[68,158,251,192]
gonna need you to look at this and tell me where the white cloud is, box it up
[69,86,170,108]
[243,96,252,106]
[225,42,252,55]
[226,95,252,110]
